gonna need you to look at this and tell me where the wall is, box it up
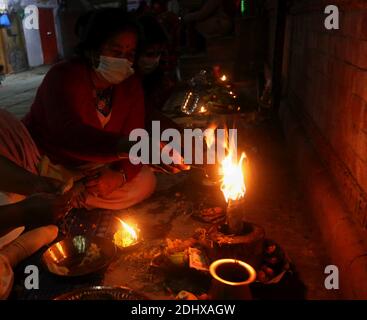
[0,29,9,73]
[5,12,28,72]
[58,0,88,59]
[20,0,63,67]
[285,0,367,228]
[265,0,277,69]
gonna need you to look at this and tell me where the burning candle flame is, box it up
[220,75,227,82]
[220,151,247,202]
[114,219,138,248]
[203,127,247,202]
[218,131,247,202]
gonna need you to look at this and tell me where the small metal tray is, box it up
[54,286,149,300]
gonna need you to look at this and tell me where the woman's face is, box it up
[142,43,164,59]
[138,43,164,74]
[100,30,138,63]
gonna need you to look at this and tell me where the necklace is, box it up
[89,67,114,117]
[95,86,113,117]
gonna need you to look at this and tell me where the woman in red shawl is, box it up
[23,9,159,210]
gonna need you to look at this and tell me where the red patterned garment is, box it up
[23,59,145,181]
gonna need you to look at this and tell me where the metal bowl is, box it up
[54,286,149,300]
[42,235,116,277]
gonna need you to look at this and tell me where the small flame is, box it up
[120,220,138,240]
[114,219,138,248]
[219,132,247,203]
[220,75,227,82]
[199,106,207,113]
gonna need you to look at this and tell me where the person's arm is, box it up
[0,156,64,196]
[0,193,70,237]
[0,156,40,196]
[144,93,189,172]
[184,0,222,23]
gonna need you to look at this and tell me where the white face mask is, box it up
[96,56,135,84]
[138,55,161,74]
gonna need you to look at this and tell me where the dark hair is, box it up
[138,15,168,49]
[75,8,142,57]
[74,10,94,39]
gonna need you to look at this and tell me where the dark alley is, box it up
[0,0,365,305]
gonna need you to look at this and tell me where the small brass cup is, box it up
[209,259,256,300]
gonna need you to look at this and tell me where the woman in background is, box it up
[137,15,177,114]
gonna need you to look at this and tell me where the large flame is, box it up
[203,127,247,202]
[220,151,247,202]
[219,130,247,202]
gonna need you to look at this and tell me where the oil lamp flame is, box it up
[199,106,207,113]
[114,219,138,248]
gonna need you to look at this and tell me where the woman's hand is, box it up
[151,141,190,174]
[85,168,125,198]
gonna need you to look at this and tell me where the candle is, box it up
[219,140,247,234]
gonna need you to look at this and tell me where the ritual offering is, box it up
[42,235,116,277]
[256,239,291,284]
[181,69,241,115]
[192,206,226,224]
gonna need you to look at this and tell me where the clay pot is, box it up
[209,259,256,300]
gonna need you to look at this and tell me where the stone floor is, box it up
[1,66,341,300]
[103,112,341,300]
[0,65,50,118]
